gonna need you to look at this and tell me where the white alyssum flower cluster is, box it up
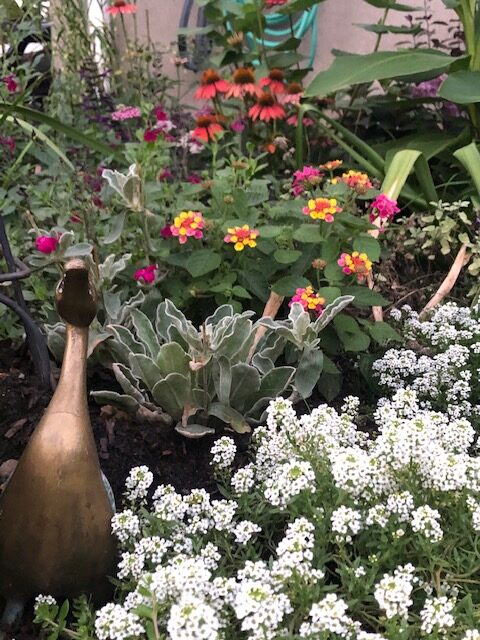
[374,303,480,422]
[34,389,480,638]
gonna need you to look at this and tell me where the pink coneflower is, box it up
[259,69,286,95]
[287,114,314,127]
[106,0,136,15]
[281,82,304,105]
[2,75,17,93]
[225,67,261,99]
[264,0,288,7]
[111,105,142,121]
[134,264,157,284]
[194,69,229,101]
[192,114,224,142]
[249,92,285,122]
[35,235,59,254]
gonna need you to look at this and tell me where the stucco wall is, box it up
[128,0,456,83]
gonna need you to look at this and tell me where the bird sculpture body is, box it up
[0,259,116,616]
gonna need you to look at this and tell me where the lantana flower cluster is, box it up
[35,387,480,639]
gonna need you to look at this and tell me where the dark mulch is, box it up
[0,340,223,639]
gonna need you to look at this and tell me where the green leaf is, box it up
[229,363,261,412]
[128,353,163,392]
[318,286,342,304]
[152,373,191,421]
[306,50,459,98]
[363,0,422,8]
[208,402,251,433]
[342,286,390,307]
[352,235,381,261]
[186,250,222,278]
[438,71,480,104]
[112,363,145,403]
[175,423,216,438]
[5,116,74,170]
[108,325,146,361]
[258,366,295,397]
[368,321,403,344]
[382,148,422,200]
[257,225,284,238]
[317,371,343,402]
[295,348,324,398]
[103,212,126,245]
[356,22,423,34]
[232,285,252,299]
[130,309,159,358]
[213,356,232,405]
[454,142,480,196]
[91,390,139,413]
[0,103,117,156]
[274,248,303,264]
[64,243,93,257]
[313,295,355,332]
[333,315,371,352]
[272,275,310,296]
[293,224,323,243]
[156,342,190,377]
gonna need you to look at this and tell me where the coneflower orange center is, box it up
[258,93,275,107]
[233,67,255,84]
[201,69,221,85]
[269,69,284,81]
[287,82,303,95]
[196,115,216,127]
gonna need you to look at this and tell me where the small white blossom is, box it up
[374,564,415,619]
[95,603,144,640]
[420,596,455,634]
[210,436,236,471]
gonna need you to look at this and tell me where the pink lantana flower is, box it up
[170,211,205,244]
[111,106,142,121]
[292,166,323,196]
[369,194,400,224]
[35,235,59,254]
[289,286,325,317]
[134,264,157,284]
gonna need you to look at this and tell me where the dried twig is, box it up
[419,243,471,319]
[248,291,284,362]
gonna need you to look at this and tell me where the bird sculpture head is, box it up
[55,258,97,328]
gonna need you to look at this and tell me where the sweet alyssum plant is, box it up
[93,296,352,436]
[36,389,480,639]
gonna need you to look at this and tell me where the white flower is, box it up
[463,631,480,639]
[111,509,141,544]
[231,464,256,494]
[233,520,261,545]
[95,603,144,640]
[210,436,236,471]
[34,594,57,611]
[299,594,357,638]
[331,506,363,543]
[124,465,153,502]
[264,459,315,509]
[420,596,455,634]
[374,564,415,619]
[167,595,221,640]
[411,505,443,543]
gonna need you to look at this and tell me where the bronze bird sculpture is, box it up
[0,259,116,616]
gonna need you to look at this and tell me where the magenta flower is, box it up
[160,224,173,238]
[144,127,160,143]
[158,168,173,181]
[35,235,59,254]
[0,136,15,153]
[134,264,157,284]
[292,166,323,196]
[3,75,18,93]
[231,118,246,133]
[111,106,142,121]
[187,173,202,184]
[369,194,400,224]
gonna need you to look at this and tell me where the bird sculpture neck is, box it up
[53,323,88,415]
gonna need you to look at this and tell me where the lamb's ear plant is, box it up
[92,297,353,437]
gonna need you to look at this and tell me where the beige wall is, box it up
[130,0,456,82]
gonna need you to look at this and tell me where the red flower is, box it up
[194,69,229,101]
[2,75,17,93]
[134,265,157,284]
[264,0,288,7]
[259,69,286,95]
[249,92,285,122]
[144,127,160,143]
[225,67,261,99]
[192,115,224,142]
[106,0,136,14]
[160,224,173,238]
[35,235,59,254]
[281,82,304,105]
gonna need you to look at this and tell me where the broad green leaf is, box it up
[306,50,459,98]
[256,225,285,239]
[186,250,222,278]
[342,286,390,307]
[363,0,422,8]
[382,149,422,200]
[333,315,371,352]
[353,235,381,261]
[318,287,342,304]
[108,325,146,361]
[91,390,139,412]
[295,348,324,398]
[112,363,145,403]
[368,321,403,344]
[213,356,232,405]
[6,116,74,169]
[293,224,323,243]
[175,423,215,438]
[0,0,22,18]
[128,353,163,392]
[258,366,295,397]
[438,71,480,104]
[272,275,310,296]
[152,373,191,421]
[208,402,251,433]
[356,22,422,34]
[454,142,480,196]
[313,296,355,332]
[229,363,261,412]
[103,212,126,245]
[274,248,303,264]
[373,129,465,161]
[317,371,343,402]
[156,342,190,377]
